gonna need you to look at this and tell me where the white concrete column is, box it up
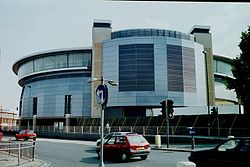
[65,114,71,133]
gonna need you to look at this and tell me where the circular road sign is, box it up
[96,84,108,106]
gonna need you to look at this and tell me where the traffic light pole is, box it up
[217,114,220,138]
[166,117,169,148]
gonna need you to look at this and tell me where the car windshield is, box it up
[104,133,113,139]
[127,135,147,144]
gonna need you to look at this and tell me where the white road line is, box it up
[37,138,96,146]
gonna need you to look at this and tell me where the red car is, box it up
[0,132,3,141]
[96,133,150,162]
[15,130,37,141]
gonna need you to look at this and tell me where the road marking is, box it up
[37,138,96,146]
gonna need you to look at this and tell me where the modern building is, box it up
[213,54,238,105]
[12,48,92,127]
[12,20,238,126]
[101,27,207,117]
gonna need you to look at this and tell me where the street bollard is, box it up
[191,136,195,150]
[187,127,195,150]
[155,135,161,148]
[176,161,196,167]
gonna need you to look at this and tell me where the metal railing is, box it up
[0,141,35,166]
[24,125,250,137]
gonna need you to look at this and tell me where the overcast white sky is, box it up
[0,0,250,110]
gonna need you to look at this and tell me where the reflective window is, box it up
[69,52,85,67]
[214,59,232,76]
[44,56,55,70]
[119,44,154,91]
[111,29,191,40]
[55,54,67,68]
[18,60,33,77]
[18,51,91,79]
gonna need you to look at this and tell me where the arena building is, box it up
[13,20,238,127]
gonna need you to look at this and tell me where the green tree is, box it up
[225,26,250,120]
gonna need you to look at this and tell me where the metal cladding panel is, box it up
[103,35,206,108]
[20,74,91,118]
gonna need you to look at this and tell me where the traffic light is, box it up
[167,99,174,119]
[211,107,218,116]
[160,100,167,118]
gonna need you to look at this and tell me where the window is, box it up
[55,54,67,68]
[33,97,38,115]
[34,58,44,72]
[239,140,250,152]
[119,44,155,92]
[69,53,84,67]
[64,95,72,115]
[18,60,33,77]
[43,56,55,70]
[116,137,127,144]
[106,137,115,145]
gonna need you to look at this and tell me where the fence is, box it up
[0,141,35,166]
[29,125,250,137]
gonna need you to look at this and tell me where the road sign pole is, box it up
[98,77,105,167]
[99,105,105,167]
[93,76,116,167]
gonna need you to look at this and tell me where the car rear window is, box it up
[127,135,147,144]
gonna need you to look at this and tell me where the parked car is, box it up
[188,137,250,167]
[0,132,3,141]
[15,130,37,141]
[96,133,150,162]
[96,132,137,146]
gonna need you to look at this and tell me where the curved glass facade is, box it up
[13,49,92,119]
[18,50,91,80]
[213,55,237,104]
[112,29,192,40]
[21,72,91,118]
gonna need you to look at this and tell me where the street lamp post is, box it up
[88,76,118,167]
[203,51,211,136]
[27,85,31,130]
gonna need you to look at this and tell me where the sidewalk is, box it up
[0,153,47,167]
[0,137,48,167]
[153,143,217,152]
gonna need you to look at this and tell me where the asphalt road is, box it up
[35,138,190,167]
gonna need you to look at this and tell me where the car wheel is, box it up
[24,137,29,141]
[140,155,148,160]
[121,153,128,162]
